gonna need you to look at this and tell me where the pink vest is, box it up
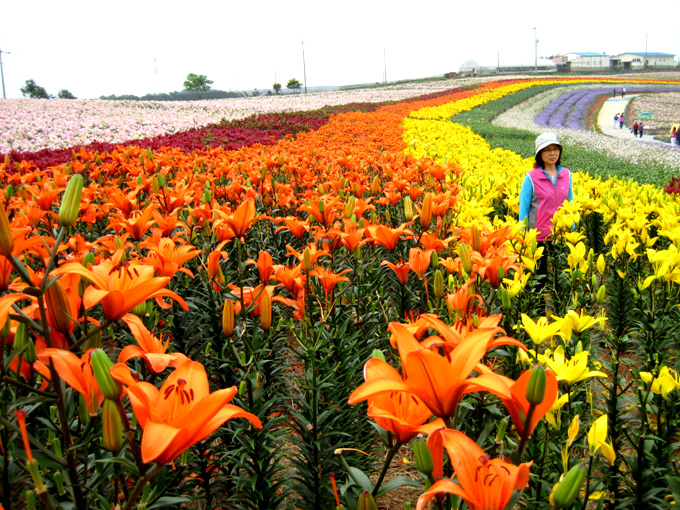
[527,167,571,241]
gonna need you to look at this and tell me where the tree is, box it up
[286,78,302,94]
[183,73,213,92]
[20,79,49,99]
[57,89,76,99]
[273,82,282,95]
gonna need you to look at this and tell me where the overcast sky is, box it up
[2,0,679,99]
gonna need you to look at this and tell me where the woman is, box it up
[519,133,573,296]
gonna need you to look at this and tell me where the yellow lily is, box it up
[521,314,563,345]
[540,345,607,386]
[559,309,607,339]
[587,415,616,465]
[640,366,680,399]
[565,242,588,275]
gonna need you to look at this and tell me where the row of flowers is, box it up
[1,75,680,509]
[0,79,492,154]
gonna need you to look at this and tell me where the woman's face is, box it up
[541,144,561,165]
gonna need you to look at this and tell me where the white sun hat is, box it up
[535,132,562,156]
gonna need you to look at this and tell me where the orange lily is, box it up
[381,259,410,285]
[364,224,412,251]
[408,247,434,280]
[214,198,258,240]
[227,284,276,316]
[310,267,351,297]
[52,259,188,322]
[349,323,511,420]
[274,216,310,239]
[108,205,156,242]
[142,235,201,278]
[38,348,104,416]
[246,250,275,284]
[358,358,444,443]
[119,314,189,375]
[110,359,262,464]
[417,428,531,510]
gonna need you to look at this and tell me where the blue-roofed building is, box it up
[563,52,611,71]
[611,52,676,70]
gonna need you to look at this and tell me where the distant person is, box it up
[614,113,619,128]
[613,89,616,98]
[671,126,678,146]
[519,133,573,300]
[619,113,625,129]
[633,121,639,137]
[639,122,644,138]
[622,87,626,98]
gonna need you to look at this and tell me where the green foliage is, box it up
[20,79,49,98]
[273,82,282,94]
[287,78,302,93]
[57,89,76,99]
[183,73,213,92]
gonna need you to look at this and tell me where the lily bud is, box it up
[596,285,606,305]
[101,399,123,452]
[59,174,83,227]
[471,224,481,252]
[0,202,14,257]
[370,175,380,195]
[90,349,122,400]
[222,299,235,336]
[413,440,434,476]
[596,254,605,274]
[404,196,414,221]
[526,366,547,406]
[500,287,512,310]
[5,184,14,199]
[24,338,38,364]
[495,417,509,444]
[385,208,392,224]
[420,192,432,230]
[550,463,586,509]
[433,269,444,299]
[260,293,272,331]
[45,278,75,335]
[431,251,439,269]
[457,243,473,275]
[357,491,378,510]
[303,247,312,272]
[344,196,356,219]
[13,321,28,351]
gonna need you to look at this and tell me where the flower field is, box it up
[2,74,680,510]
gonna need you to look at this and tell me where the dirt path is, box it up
[597,95,666,144]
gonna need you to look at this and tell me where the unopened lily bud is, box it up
[0,202,14,257]
[26,489,36,509]
[433,269,444,299]
[239,379,248,397]
[59,174,83,227]
[385,208,392,224]
[45,278,74,335]
[500,287,512,310]
[457,243,473,274]
[24,338,38,364]
[5,184,14,199]
[591,274,597,289]
[260,293,272,331]
[526,366,547,406]
[404,196,414,221]
[90,349,122,400]
[370,175,380,195]
[101,399,123,452]
[497,265,505,284]
[550,463,586,509]
[13,321,28,351]
[222,299,235,336]
[318,200,325,214]
[357,491,378,510]
[596,254,605,274]
[82,251,95,268]
[596,285,606,305]
[420,192,432,230]
[471,224,481,252]
[431,251,439,269]
[303,247,312,272]
[132,301,147,318]
[344,196,356,219]
[413,439,434,476]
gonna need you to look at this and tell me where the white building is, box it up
[563,52,611,71]
[610,52,676,70]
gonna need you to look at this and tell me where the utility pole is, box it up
[383,48,387,84]
[644,34,648,70]
[302,39,307,94]
[0,48,10,99]
[533,26,538,72]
